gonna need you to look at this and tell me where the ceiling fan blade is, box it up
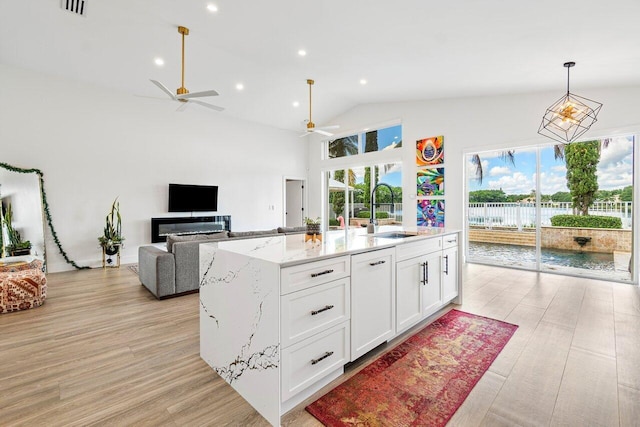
[177,89,220,100]
[189,99,225,112]
[314,129,334,137]
[150,80,176,99]
[175,102,189,112]
[299,131,311,138]
[316,125,340,130]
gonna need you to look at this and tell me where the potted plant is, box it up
[98,198,124,256]
[2,203,32,256]
[304,217,321,236]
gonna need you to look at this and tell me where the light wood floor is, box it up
[1,264,638,426]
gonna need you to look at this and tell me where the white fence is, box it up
[468,202,632,230]
[337,203,403,221]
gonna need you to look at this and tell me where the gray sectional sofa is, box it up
[138,227,306,299]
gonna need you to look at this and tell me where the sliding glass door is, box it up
[466,136,634,282]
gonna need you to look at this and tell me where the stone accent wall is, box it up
[540,226,631,253]
[469,226,631,254]
[469,228,535,246]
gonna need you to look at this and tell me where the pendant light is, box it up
[538,62,602,143]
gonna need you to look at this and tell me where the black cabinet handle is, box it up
[420,261,427,286]
[311,351,334,365]
[446,239,457,243]
[444,255,449,275]
[369,260,386,266]
[311,269,334,278]
[425,261,429,285]
[311,305,335,315]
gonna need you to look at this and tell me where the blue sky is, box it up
[376,125,402,151]
[467,136,634,194]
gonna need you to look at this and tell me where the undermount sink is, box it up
[372,231,417,239]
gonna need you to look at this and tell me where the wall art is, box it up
[417,168,444,196]
[416,135,444,166]
[417,199,445,227]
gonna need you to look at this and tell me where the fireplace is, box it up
[151,216,231,243]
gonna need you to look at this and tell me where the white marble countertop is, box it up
[203,226,459,267]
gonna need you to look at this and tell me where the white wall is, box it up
[308,86,640,233]
[0,64,308,272]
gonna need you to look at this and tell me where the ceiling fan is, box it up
[300,79,339,137]
[150,26,224,112]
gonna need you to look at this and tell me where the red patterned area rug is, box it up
[306,309,518,427]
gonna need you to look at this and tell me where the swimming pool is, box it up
[468,242,615,271]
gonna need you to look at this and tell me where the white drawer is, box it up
[281,278,350,348]
[281,321,350,402]
[443,233,458,249]
[396,237,442,262]
[281,256,350,295]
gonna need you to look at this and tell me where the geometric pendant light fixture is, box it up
[538,62,603,143]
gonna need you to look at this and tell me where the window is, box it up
[327,124,402,158]
[323,124,403,231]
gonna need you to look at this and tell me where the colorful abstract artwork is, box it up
[417,168,444,196]
[416,136,444,166]
[417,200,445,227]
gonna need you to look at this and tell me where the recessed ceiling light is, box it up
[236,83,244,91]
[298,49,307,57]
[154,57,165,66]
[292,101,300,107]
[360,79,367,85]
[207,4,218,12]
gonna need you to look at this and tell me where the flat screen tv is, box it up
[168,183,218,212]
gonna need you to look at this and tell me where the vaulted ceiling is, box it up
[1,0,639,132]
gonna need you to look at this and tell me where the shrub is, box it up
[329,218,339,226]
[550,215,622,229]
[356,211,389,219]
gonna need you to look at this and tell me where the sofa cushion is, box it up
[166,231,229,253]
[228,229,278,238]
[277,226,306,235]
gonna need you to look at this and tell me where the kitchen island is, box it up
[199,226,461,426]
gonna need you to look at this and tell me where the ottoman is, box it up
[0,259,47,314]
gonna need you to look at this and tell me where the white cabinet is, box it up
[442,234,459,303]
[395,257,422,333]
[279,258,352,405]
[281,255,350,295]
[350,248,395,361]
[280,277,350,348]
[422,251,443,315]
[281,322,350,402]
[442,245,458,303]
[396,240,442,334]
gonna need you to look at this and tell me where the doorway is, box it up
[284,178,305,227]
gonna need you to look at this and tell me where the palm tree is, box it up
[470,151,515,183]
[328,135,358,158]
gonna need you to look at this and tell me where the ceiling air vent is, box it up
[61,0,86,16]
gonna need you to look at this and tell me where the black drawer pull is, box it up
[446,239,457,243]
[369,260,386,266]
[311,305,335,315]
[311,351,334,365]
[311,269,334,278]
